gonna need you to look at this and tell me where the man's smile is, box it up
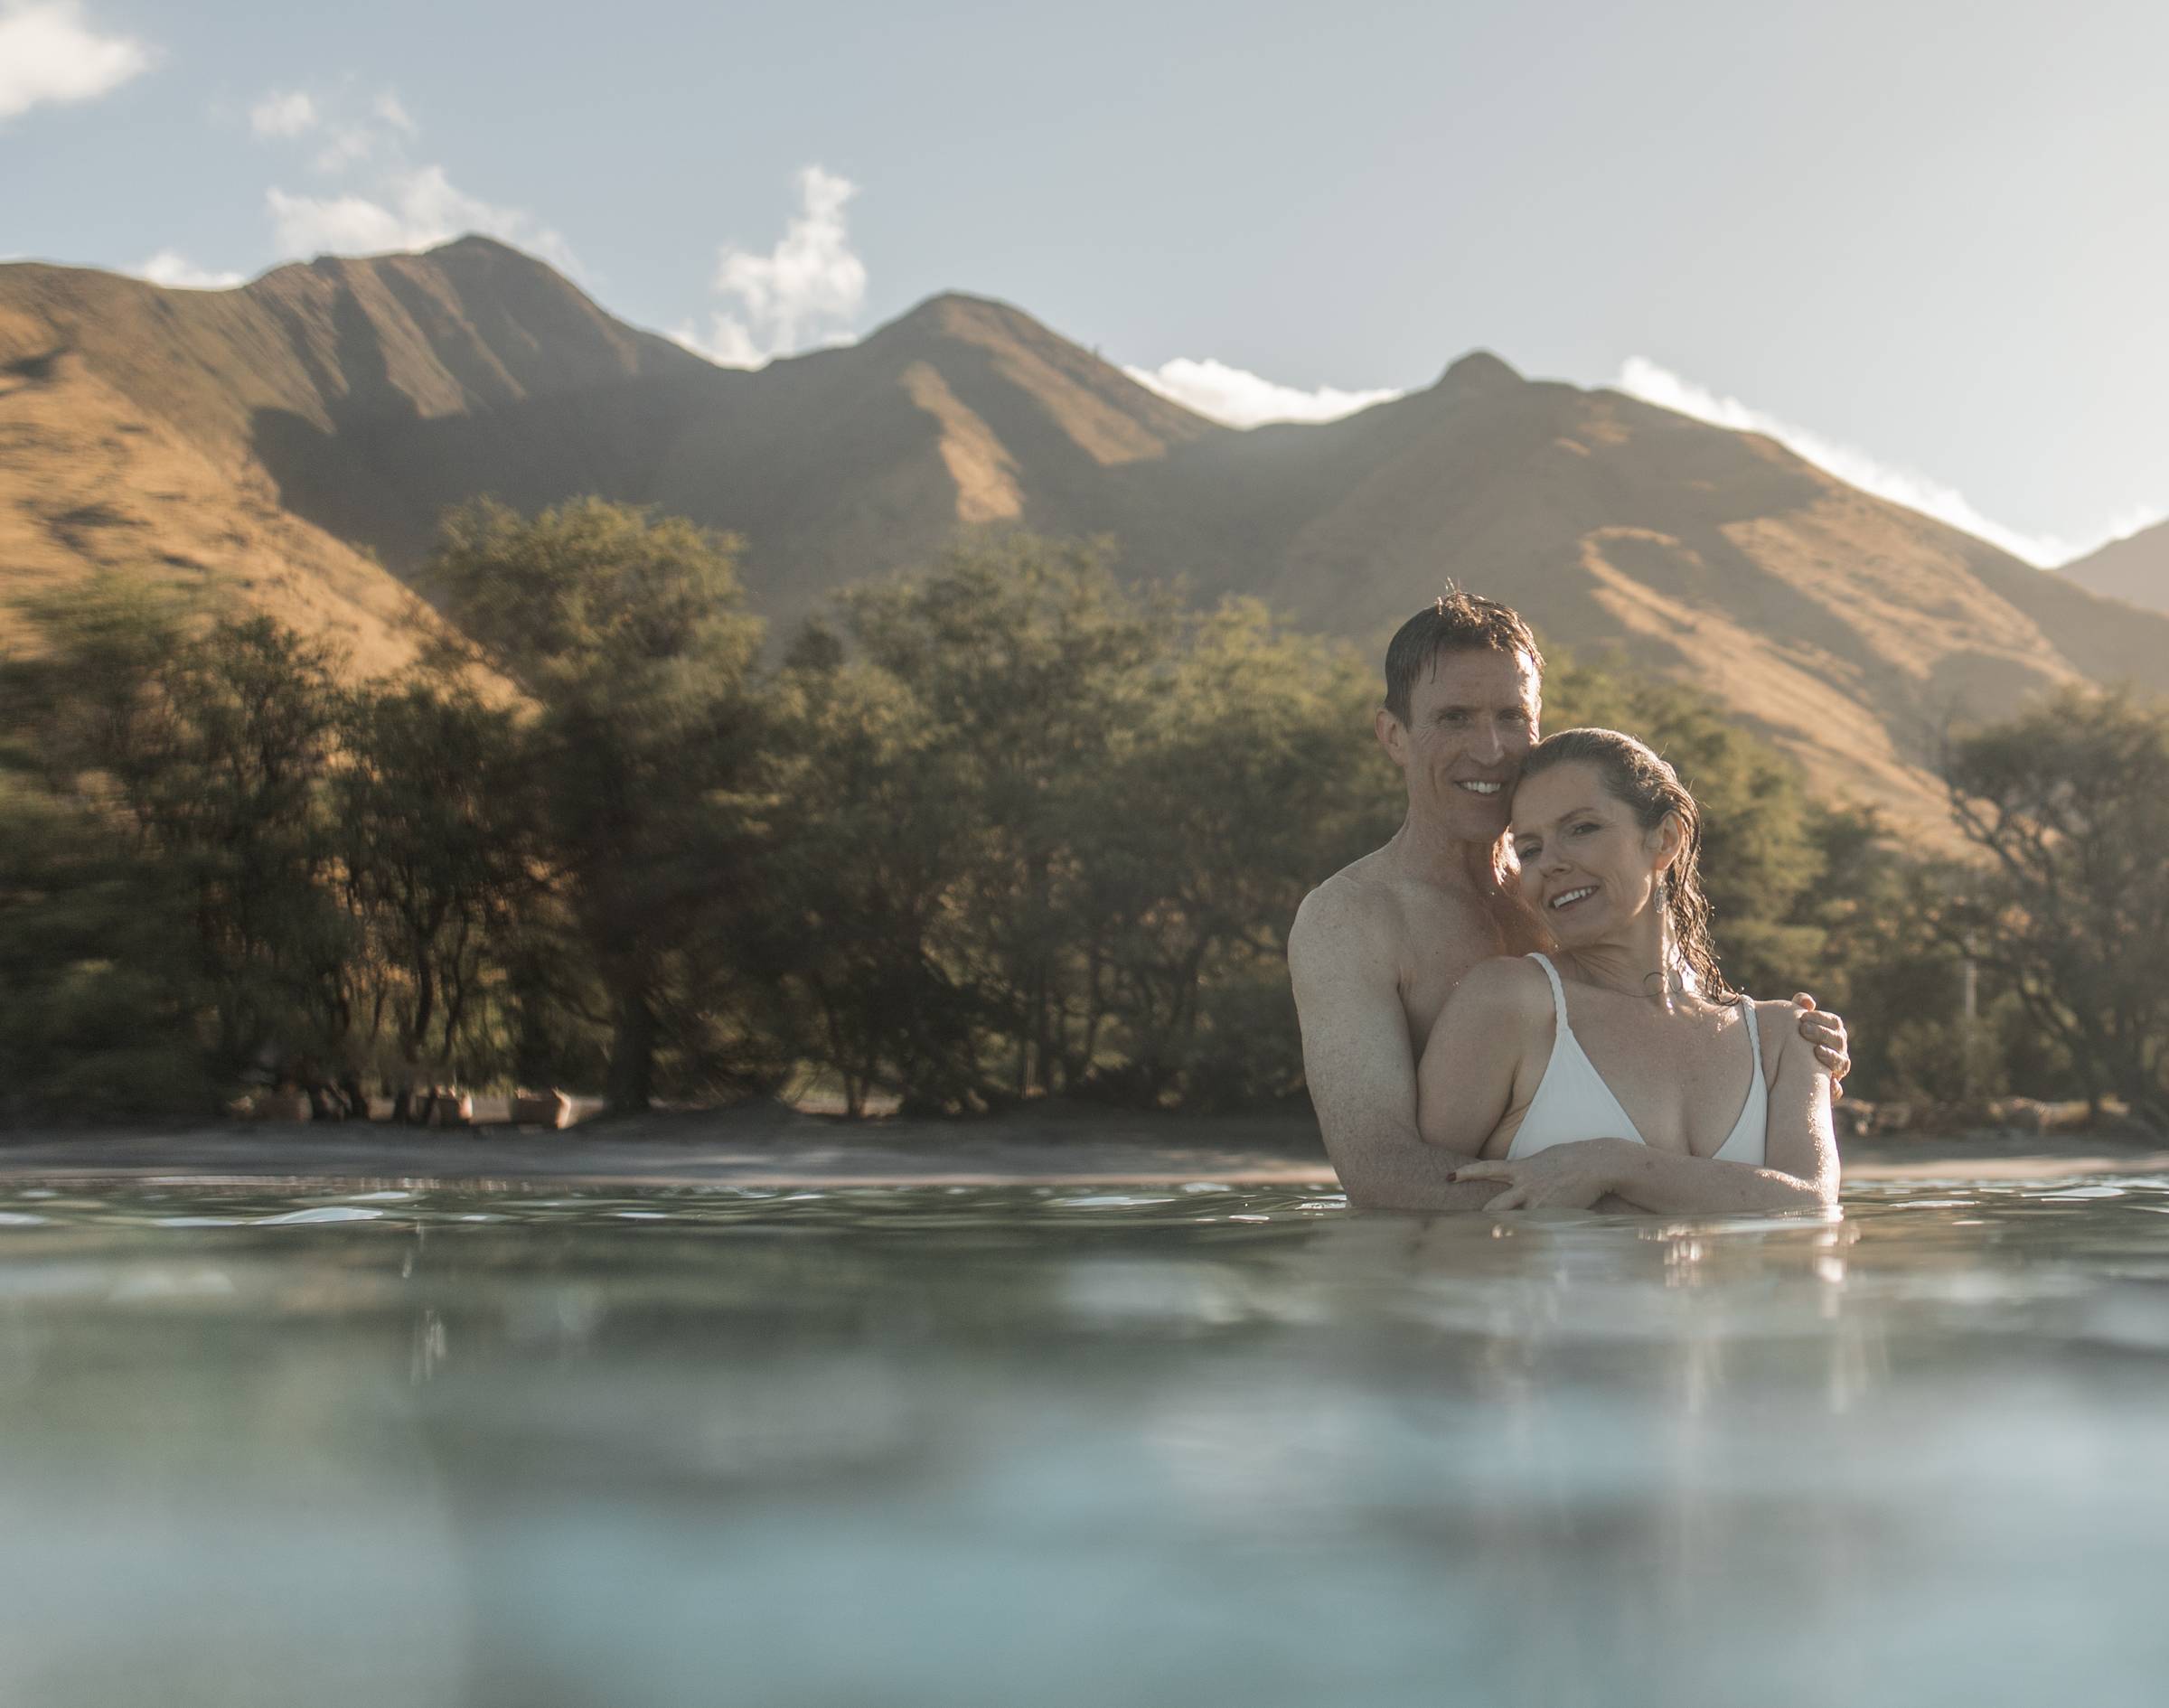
[1456,780,1505,795]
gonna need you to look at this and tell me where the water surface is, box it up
[4,1174,2167,1707]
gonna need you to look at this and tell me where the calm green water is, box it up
[4,1173,2169,1707]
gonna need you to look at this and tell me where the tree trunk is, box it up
[606,975,657,1115]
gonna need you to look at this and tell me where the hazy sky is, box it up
[6,0,2165,564]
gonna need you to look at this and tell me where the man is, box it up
[1288,590,1848,1210]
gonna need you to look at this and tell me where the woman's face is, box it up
[1509,760,1673,944]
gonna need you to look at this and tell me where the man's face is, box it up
[1376,648,1542,840]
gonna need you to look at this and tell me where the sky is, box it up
[5,0,2165,566]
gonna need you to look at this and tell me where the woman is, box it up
[1415,728,1837,1213]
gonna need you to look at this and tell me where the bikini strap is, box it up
[1737,994,1764,1081]
[1527,953,1571,1036]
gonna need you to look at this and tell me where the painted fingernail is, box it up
[1445,1172,1459,1182]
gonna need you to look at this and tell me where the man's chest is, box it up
[1394,896,1516,1046]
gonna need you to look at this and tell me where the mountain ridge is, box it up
[2062,519,2169,615]
[5,236,2167,834]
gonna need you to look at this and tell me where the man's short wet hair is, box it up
[1382,587,1545,725]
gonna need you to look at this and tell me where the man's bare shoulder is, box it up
[1291,851,1448,994]
[1291,850,1404,953]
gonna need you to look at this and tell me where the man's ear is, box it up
[1375,706,1407,765]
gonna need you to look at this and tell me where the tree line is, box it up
[1,499,2162,1131]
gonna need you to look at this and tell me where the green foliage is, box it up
[332,681,537,1088]
[1939,687,2169,1128]
[11,521,2154,1131]
[1884,1013,2010,1111]
[756,643,987,1115]
[1081,597,1396,1105]
[427,498,773,1112]
[0,580,352,1112]
[0,773,215,1119]
[761,540,1398,1112]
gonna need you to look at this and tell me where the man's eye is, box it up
[1571,822,1597,834]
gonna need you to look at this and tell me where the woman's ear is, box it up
[1650,810,1685,876]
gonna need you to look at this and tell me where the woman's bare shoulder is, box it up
[1747,997,1817,1077]
[1451,954,1552,1018]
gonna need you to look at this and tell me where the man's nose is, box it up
[1469,723,1505,764]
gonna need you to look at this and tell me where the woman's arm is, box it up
[1415,957,1541,1153]
[1600,1009,1837,1213]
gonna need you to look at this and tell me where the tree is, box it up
[427,499,767,1112]
[1,580,352,1099]
[332,681,538,1107]
[757,637,990,1114]
[1940,687,2169,1129]
[767,549,1403,1113]
[1080,598,1396,1105]
[841,537,1169,1103]
[0,769,216,1118]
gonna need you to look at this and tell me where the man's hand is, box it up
[1789,994,1851,1100]
[1447,1139,1635,1211]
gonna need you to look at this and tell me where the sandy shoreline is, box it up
[2,1106,2164,1191]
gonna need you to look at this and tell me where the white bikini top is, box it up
[1507,953,1767,1166]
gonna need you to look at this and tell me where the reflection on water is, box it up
[4,1176,2169,1706]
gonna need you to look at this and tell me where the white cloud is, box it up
[311,125,378,173]
[239,82,414,174]
[1122,356,1402,427]
[1613,356,2165,569]
[0,1,152,120]
[679,165,868,369]
[371,89,415,136]
[669,316,761,367]
[138,249,245,289]
[249,88,316,138]
[267,165,578,273]
[2075,504,2169,560]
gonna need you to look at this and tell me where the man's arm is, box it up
[1287,885,1502,1212]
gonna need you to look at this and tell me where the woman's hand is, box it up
[1447,1139,1636,1210]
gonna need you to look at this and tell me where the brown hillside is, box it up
[2062,520,2169,616]
[1119,360,2169,827]
[6,237,2168,836]
[0,314,440,673]
[0,239,672,671]
[636,292,1225,614]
